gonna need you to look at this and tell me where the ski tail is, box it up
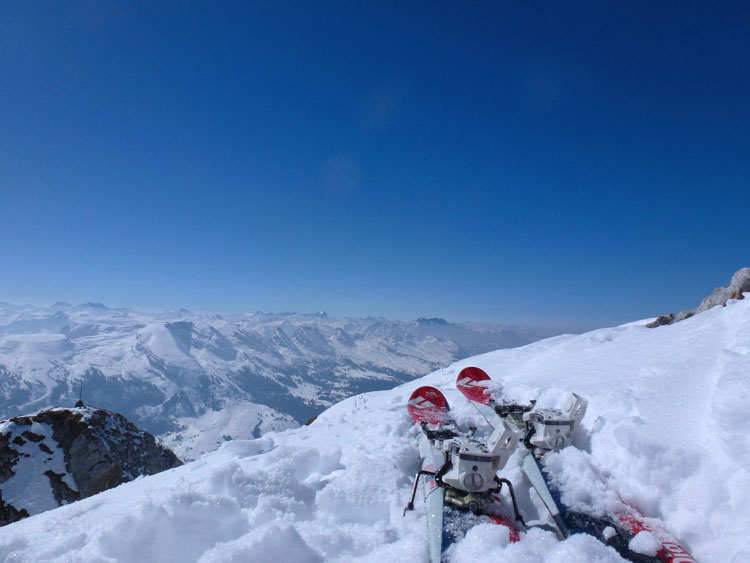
[455,366,493,405]
[407,386,449,425]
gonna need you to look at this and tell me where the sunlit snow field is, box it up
[2,298,749,562]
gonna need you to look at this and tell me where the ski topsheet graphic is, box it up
[455,366,698,563]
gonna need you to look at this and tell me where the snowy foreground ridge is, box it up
[2,298,749,562]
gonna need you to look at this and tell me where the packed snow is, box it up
[2,297,749,562]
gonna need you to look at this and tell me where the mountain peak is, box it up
[74,302,109,311]
[416,317,451,326]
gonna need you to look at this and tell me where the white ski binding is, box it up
[522,393,587,452]
[440,418,519,493]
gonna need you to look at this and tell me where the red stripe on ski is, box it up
[456,366,492,405]
[489,515,521,543]
[407,386,449,424]
[617,509,697,563]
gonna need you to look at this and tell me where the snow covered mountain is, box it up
[0,303,550,458]
[1,293,747,562]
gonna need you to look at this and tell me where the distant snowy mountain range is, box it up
[0,302,555,458]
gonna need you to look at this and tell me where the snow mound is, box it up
[1,298,749,561]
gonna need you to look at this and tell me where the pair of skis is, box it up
[406,367,698,563]
[405,385,522,563]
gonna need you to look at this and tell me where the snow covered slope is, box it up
[2,297,748,562]
[0,304,549,458]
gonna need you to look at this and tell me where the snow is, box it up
[0,418,77,513]
[628,531,661,556]
[159,402,298,460]
[2,298,750,561]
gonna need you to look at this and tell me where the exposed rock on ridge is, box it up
[648,267,750,328]
[0,404,182,526]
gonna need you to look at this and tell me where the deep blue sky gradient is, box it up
[1,1,749,328]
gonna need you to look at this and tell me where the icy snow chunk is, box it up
[602,526,617,541]
[629,531,662,556]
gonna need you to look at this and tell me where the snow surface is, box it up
[2,297,750,562]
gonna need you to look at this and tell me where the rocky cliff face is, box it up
[0,404,181,526]
[648,267,750,328]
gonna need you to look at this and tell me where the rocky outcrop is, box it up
[0,405,182,526]
[648,267,750,328]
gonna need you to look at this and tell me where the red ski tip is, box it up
[407,386,449,424]
[456,366,492,406]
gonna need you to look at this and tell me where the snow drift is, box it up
[1,296,749,562]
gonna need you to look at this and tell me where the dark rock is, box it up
[0,490,28,526]
[44,470,80,505]
[0,435,19,482]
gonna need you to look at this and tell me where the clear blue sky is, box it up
[1,1,748,329]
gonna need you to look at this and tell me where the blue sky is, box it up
[1,1,748,329]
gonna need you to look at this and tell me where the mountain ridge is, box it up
[0,303,556,458]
